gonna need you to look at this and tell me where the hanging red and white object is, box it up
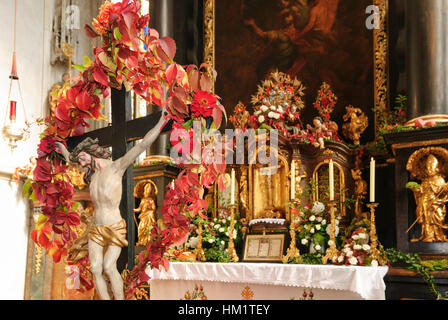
[3,0,30,151]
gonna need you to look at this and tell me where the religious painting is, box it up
[208,0,388,142]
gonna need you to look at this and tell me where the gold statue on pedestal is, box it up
[352,168,368,217]
[342,106,368,146]
[406,148,448,242]
[133,180,158,246]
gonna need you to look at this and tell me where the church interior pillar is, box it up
[406,0,448,121]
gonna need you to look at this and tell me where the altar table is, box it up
[147,262,389,300]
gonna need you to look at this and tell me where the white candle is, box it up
[171,179,175,190]
[370,158,375,203]
[291,160,295,200]
[231,169,235,205]
[329,160,334,201]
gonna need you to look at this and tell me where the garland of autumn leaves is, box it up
[25,0,226,299]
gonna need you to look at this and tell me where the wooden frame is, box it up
[204,0,389,134]
[242,233,286,262]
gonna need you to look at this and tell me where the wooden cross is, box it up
[67,88,170,271]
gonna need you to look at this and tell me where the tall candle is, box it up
[329,160,334,201]
[370,158,375,203]
[9,100,17,121]
[171,179,175,190]
[291,160,295,200]
[231,169,235,205]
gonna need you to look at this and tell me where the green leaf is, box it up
[114,27,122,41]
[73,64,84,71]
[22,180,32,198]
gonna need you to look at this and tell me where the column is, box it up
[406,0,448,120]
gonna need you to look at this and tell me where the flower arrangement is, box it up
[335,227,377,266]
[185,207,242,262]
[250,71,306,138]
[23,0,228,299]
[313,82,337,122]
[294,201,341,253]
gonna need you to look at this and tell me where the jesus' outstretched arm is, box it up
[113,107,167,174]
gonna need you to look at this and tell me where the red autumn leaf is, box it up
[157,37,176,62]
[84,24,100,38]
[199,73,212,92]
[75,90,93,111]
[93,67,109,87]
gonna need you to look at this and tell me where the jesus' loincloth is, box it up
[89,219,129,248]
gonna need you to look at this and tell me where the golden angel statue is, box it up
[342,106,368,146]
[406,148,448,242]
[133,180,158,247]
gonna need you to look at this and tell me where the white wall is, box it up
[0,0,102,299]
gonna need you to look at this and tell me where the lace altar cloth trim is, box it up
[248,218,286,226]
[148,262,388,300]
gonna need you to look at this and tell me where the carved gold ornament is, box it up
[373,0,389,137]
[342,106,368,146]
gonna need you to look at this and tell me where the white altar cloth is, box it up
[147,262,388,300]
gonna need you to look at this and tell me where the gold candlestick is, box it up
[366,203,387,266]
[195,223,207,262]
[226,205,239,262]
[282,199,301,263]
[322,201,339,264]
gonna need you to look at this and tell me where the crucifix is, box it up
[67,88,171,272]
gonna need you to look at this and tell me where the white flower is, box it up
[326,224,340,236]
[270,105,277,111]
[219,227,225,233]
[332,256,338,263]
[352,234,359,240]
[335,219,340,226]
[221,219,226,224]
[258,115,265,123]
[322,219,327,225]
[260,105,269,112]
[349,256,358,265]
[254,110,261,116]
[208,238,215,243]
[371,260,378,267]
[309,215,316,222]
[362,244,371,251]
[314,244,321,251]
[186,236,198,249]
[221,240,225,246]
[353,244,362,250]
[315,224,321,231]
[268,111,276,118]
[210,222,215,226]
[328,240,334,246]
[227,216,231,221]
[346,250,353,257]
[214,224,220,229]
[301,238,308,245]
[312,201,325,214]
[274,113,281,120]
[310,228,315,234]
[317,217,322,222]
[225,231,229,236]
[277,106,284,113]
[233,229,237,239]
[337,255,344,263]
[359,233,367,239]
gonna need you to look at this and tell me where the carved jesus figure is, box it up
[57,108,166,300]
